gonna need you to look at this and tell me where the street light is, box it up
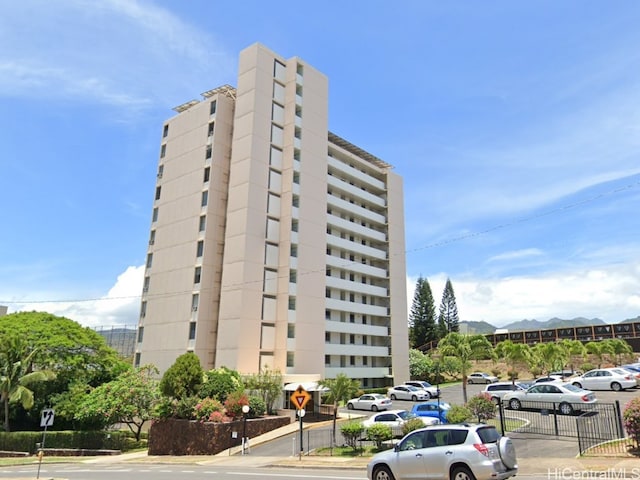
[241,404,250,455]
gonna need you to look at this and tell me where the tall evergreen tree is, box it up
[408,277,437,349]
[438,278,460,334]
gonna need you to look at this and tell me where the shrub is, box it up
[366,423,392,448]
[194,397,224,422]
[446,404,472,424]
[491,368,501,379]
[581,362,596,373]
[402,417,427,435]
[467,393,496,423]
[224,391,249,419]
[507,370,519,381]
[248,395,266,417]
[340,421,365,450]
[623,397,640,447]
[175,396,199,419]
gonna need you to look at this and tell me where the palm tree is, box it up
[0,336,55,432]
[559,339,586,374]
[438,332,494,403]
[585,341,614,368]
[532,342,568,375]
[605,339,633,366]
[495,340,531,383]
[318,373,360,444]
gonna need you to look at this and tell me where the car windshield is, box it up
[560,383,583,392]
[406,386,419,391]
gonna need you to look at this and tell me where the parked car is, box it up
[404,380,440,398]
[387,385,431,401]
[533,375,564,384]
[346,393,392,411]
[482,382,528,403]
[620,367,640,386]
[367,423,518,480]
[503,382,597,415]
[550,370,581,379]
[571,368,637,391]
[411,401,452,423]
[362,409,439,436]
[468,372,499,384]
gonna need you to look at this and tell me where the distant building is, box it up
[134,43,409,388]
[0,305,7,317]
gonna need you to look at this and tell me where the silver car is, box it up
[367,423,517,480]
[571,368,637,391]
[503,382,597,415]
[387,385,431,401]
[346,393,392,411]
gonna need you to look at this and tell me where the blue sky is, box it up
[1,0,639,328]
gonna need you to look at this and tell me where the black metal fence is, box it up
[497,400,630,455]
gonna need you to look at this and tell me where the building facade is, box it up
[135,43,409,388]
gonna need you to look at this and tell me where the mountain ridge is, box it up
[460,316,639,335]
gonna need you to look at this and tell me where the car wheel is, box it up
[559,402,574,415]
[371,405,379,412]
[572,382,582,389]
[411,395,418,401]
[467,379,473,384]
[611,382,622,392]
[390,394,396,400]
[491,396,500,405]
[509,399,521,410]
[486,379,491,384]
[424,391,432,399]
[347,403,354,410]
[372,465,396,480]
[451,466,477,480]
[498,436,517,469]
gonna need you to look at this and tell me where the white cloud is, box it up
[9,265,144,329]
[407,259,640,327]
[487,248,544,263]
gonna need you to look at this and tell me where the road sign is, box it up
[290,385,311,410]
[40,409,55,428]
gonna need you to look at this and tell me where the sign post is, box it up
[289,385,311,460]
[37,408,54,479]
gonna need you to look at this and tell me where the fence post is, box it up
[498,401,506,435]
[614,400,624,438]
[552,403,559,436]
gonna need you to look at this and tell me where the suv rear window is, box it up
[476,426,500,444]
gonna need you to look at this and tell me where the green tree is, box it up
[604,339,633,366]
[366,423,393,449]
[319,373,360,444]
[0,335,55,432]
[159,352,203,400]
[408,349,434,380]
[438,332,494,402]
[74,365,160,441]
[438,278,460,335]
[495,340,531,382]
[467,393,496,423]
[559,339,586,374]
[200,366,242,403]
[531,342,567,375]
[0,312,128,430]
[585,341,614,368]
[243,366,282,415]
[409,277,438,349]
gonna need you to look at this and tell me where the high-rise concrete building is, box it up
[135,43,409,389]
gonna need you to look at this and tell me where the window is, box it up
[146,253,153,268]
[210,100,216,115]
[140,301,147,318]
[292,195,299,207]
[350,313,355,323]
[194,267,201,284]
[206,145,212,159]
[189,322,196,340]
[350,334,355,344]
[199,215,206,232]
[155,186,161,200]
[363,356,368,366]
[350,356,355,366]
[295,84,303,97]
[162,124,169,137]
[296,63,303,76]
[152,207,158,222]
[204,167,210,182]
[290,244,297,257]
[286,352,294,368]
[134,353,141,368]
[160,144,166,158]
[291,219,298,232]
[272,103,284,125]
[201,191,208,207]
[157,164,164,179]
[288,296,296,310]
[325,332,330,343]
[196,240,204,257]
[149,230,155,245]
[273,82,285,104]
[137,326,144,343]
[207,122,214,136]
[274,60,286,82]
[293,171,300,184]
[191,294,199,311]
[325,355,330,366]
[143,276,150,293]
[289,270,297,283]
[287,324,295,339]
[270,146,283,169]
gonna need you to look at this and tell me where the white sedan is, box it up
[503,383,597,415]
[571,368,637,391]
[387,385,431,401]
[346,393,392,411]
[362,410,438,432]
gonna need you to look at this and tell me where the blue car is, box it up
[411,401,451,423]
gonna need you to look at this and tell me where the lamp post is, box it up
[241,404,250,455]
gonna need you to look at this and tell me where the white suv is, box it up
[367,423,517,480]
